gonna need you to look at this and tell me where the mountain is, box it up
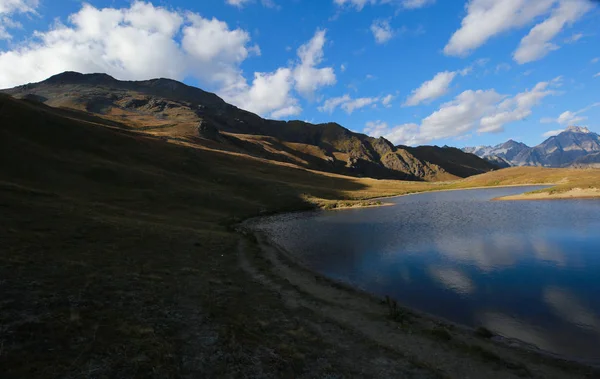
[463,126,600,167]
[2,71,497,181]
[463,140,530,164]
[571,152,600,168]
[482,155,512,169]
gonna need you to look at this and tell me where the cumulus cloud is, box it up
[0,2,249,88]
[0,2,336,119]
[224,68,299,118]
[365,79,560,145]
[370,19,393,44]
[0,0,38,39]
[443,0,594,62]
[540,102,600,125]
[292,29,336,98]
[227,29,336,117]
[404,71,457,106]
[319,93,394,114]
[514,0,593,64]
[444,0,556,56]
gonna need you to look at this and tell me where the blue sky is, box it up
[0,0,598,147]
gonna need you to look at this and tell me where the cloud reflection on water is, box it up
[543,286,600,332]
[428,266,475,295]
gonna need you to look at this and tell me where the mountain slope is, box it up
[464,127,600,168]
[2,71,497,181]
[402,145,498,178]
[463,140,530,165]
[513,126,600,167]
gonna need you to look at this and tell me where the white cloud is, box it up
[495,63,511,73]
[224,68,300,118]
[565,32,583,43]
[318,94,378,114]
[445,0,595,61]
[319,93,393,114]
[0,2,251,89]
[365,79,560,145]
[542,129,565,137]
[342,97,380,113]
[364,120,390,137]
[540,102,600,125]
[404,71,456,106]
[292,29,336,98]
[514,0,593,64]
[0,0,38,39]
[0,2,339,119]
[399,0,435,9]
[478,81,556,132]
[381,94,394,107]
[270,104,303,119]
[333,0,434,10]
[370,19,393,44]
[340,63,346,72]
[592,57,600,64]
[319,94,351,113]
[594,72,600,78]
[227,29,336,117]
[226,0,278,9]
[226,0,252,7]
[557,111,586,125]
[0,0,38,14]
[333,0,375,10]
[444,0,556,56]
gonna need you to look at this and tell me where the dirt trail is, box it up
[237,232,598,379]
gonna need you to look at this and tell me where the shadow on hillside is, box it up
[0,94,374,225]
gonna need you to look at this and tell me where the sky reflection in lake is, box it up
[252,186,600,362]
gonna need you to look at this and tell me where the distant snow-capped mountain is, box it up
[463,126,600,167]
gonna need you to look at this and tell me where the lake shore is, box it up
[495,187,600,201]
[237,220,599,378]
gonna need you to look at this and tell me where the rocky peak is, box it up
[565,126,591,134]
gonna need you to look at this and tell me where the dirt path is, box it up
[238,231,598,379]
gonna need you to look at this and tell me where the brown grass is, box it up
[1,94,599,378]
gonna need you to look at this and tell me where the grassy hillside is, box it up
[1,94,599,378]
[3,71,498,181]
[0,94,442,378]
[455,166,600,194]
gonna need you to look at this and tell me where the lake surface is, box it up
[251,186,600,363]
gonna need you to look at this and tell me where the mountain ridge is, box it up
[463,127,600,168]
[2,71,497,181]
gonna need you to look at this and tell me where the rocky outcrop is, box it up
[198,120,220,140]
